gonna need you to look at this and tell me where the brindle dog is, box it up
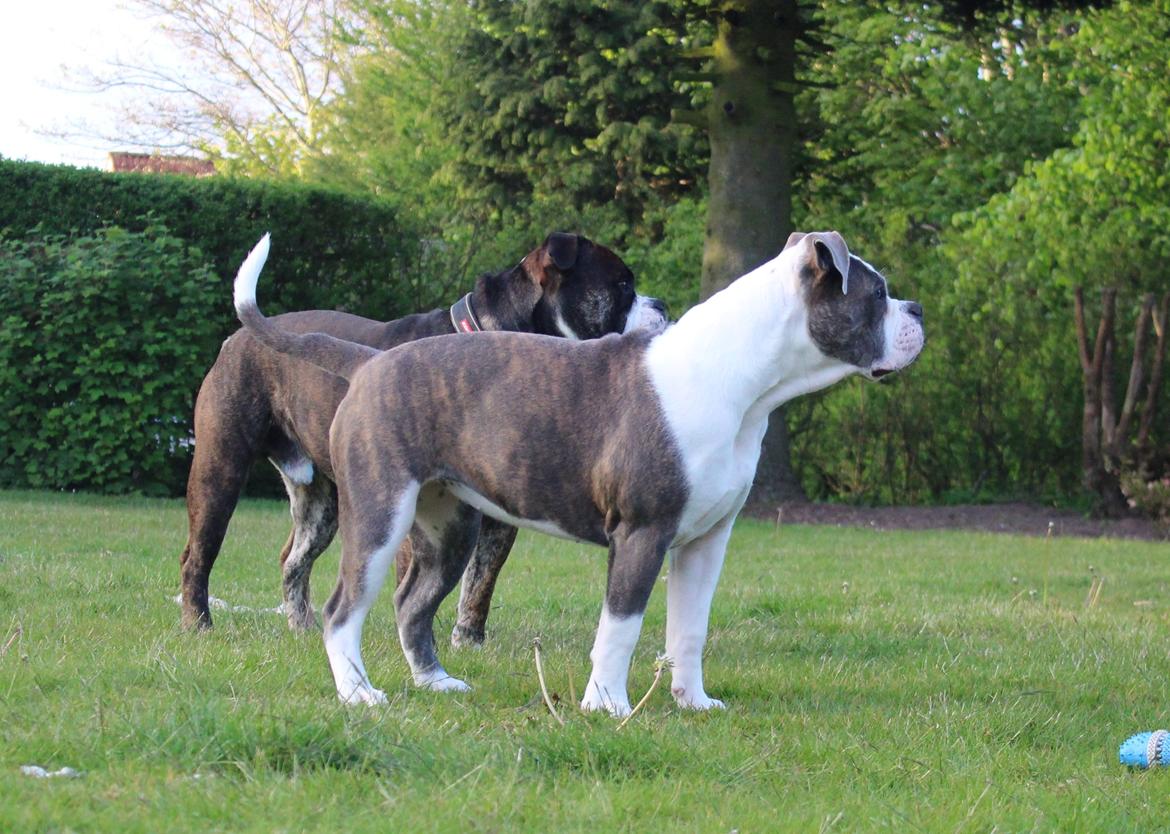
[179,233,666,642]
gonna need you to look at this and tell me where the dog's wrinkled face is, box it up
[791,233,924,379]
[523,234,668,339]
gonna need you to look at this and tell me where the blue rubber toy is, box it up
[1120,730,1170,768]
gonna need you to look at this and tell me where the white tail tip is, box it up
[233,233,271,314]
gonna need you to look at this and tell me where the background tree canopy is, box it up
[6,0,1168,512]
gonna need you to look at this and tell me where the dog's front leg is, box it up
[581,524,671,718]
[665,512,737,711]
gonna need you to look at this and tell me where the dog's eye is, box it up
[874,286,886,300]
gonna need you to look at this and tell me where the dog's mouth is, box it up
[865,351,922,382]
[866,322,925,381]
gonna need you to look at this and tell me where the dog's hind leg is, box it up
[179,371,264,630]
[323,480,421,705]
[277,472,338,632]
[580,523,673,717]
[450,516,517,647]
[395,483,481,690]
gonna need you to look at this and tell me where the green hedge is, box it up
[0,227,222,494]
[0,160,428,495]
[0,158,424,323]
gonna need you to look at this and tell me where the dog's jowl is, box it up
[179,232,665,641]
[230,230,924,716]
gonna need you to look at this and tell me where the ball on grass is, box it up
[1120,730,1170,768]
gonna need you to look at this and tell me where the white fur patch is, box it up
[553,311,583,340]
[274,456,314,486]
[580,606,643,717]
[665,518,734,711]
[446,483,588,544]
[644,248,854,546]
[872,298,925,376]
[325,483,420,706]
[233,233,270,316]
[623,295,669,335]
[326,613,388,705]
[412,667,471,692]
[414,482,464,545]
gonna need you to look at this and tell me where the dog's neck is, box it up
[648,249,858,426]
[470,267,540,333]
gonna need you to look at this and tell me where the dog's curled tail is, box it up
[233,234,376,382]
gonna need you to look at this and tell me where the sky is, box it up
[1,1,169,168]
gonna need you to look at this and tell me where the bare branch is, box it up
[64,0,357,169]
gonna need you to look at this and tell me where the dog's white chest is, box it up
[669,425,764,546]
[643,328,775,547]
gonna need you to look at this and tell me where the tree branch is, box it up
[1137,292,1170,452]
[1113,293,1155,461]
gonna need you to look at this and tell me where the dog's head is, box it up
[786,231,924,380]
[516,233,668,339]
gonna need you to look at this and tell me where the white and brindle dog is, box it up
[231,230,924,716]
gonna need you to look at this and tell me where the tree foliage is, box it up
[32,0,1170,509]
[782,0,1170,506]
[430,0,710,229]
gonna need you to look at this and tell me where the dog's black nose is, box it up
[904,301,923,320]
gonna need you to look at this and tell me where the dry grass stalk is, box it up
[1,623,21,658]
[1085,575,1104,609]
[618,654,672,730]
[532,637,565,726]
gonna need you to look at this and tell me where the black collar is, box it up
[449,292,483,333]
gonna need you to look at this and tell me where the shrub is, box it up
[1121,466,1170,533]
[0,160,438,497]
[0,158,428,324]
[0,226,221,495]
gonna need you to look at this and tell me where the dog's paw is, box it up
[580,688,632,718]
[450,623,485,649]
[415,670,472,693]
[671,686,726,711]
[338,684,388,706]
[285,605,320,633]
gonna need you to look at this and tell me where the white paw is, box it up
[416,671,472,693]
[338,684,387,706]
[580,687,632,718]
[672,686,726,711]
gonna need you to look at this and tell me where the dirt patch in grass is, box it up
[749,501,1167,542]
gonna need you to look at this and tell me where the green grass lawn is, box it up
[1,489,1168,832]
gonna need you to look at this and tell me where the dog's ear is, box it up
[794,230,851,294]
[546,232,579,272]
[521,233,580,289]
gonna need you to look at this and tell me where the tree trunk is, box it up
[1136,293,1169,455]
[1074,287,1128,517]
[700,0,806,506]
